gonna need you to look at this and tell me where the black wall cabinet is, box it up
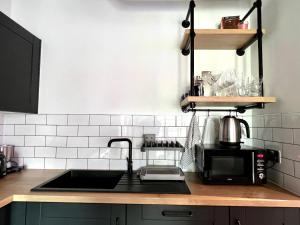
[0,11,41,114]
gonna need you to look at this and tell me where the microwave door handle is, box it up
[252,152,255,184]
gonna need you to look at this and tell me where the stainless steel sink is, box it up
[31,169,191,194]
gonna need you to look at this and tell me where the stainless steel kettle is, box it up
[219,115,250,146]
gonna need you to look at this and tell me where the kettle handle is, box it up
[239,119,250,138]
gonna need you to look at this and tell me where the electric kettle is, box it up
[219,115,250,146]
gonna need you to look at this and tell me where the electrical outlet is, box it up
[266,149,281,164]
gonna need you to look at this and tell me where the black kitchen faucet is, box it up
[108,138,133,176]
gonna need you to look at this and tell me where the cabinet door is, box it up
[0,203,26,225]
[26,203,125,225]
[230,207,300,225]
[127,205,229,225]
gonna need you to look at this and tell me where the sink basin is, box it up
[33,170,124,190]
[32,170,191,194]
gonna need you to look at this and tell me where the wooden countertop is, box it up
[0,170,300,208]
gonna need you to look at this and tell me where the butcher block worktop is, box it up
[0,170,300,208]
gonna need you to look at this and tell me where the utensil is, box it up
[219,115,250,146]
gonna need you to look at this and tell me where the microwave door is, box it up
[205,152,253,184]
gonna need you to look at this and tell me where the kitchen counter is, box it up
[0,170,300,208]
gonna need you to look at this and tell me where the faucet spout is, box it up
[107,138,133,176]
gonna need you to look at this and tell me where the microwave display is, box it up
[211,156,244,176]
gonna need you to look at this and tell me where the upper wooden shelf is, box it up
[180,96,276,108]
[181,29,266,50]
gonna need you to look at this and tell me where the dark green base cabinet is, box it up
[230,207,300,225]
[1,202,300,225]
[26,203,125,225]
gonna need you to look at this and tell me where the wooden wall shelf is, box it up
[180,96,276,108]
[181,29,266,50]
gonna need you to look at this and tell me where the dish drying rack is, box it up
[139,134,185,181]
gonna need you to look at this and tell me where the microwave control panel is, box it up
[255,152,267,184]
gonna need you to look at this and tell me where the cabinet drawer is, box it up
[142,205,213,221]
[128,205,229,225]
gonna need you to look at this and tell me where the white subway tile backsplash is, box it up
[273,128,293,144]
[35,147,56,158]
[90,115,110,125]
[14,147,34,157]
[4,111,300,196]
[264,114,282,128]
[45,158,66,169]
[67,137,88,147]
[283,144,300,162]
[155,115,175,126]
[100,148,121,159]
[132,160,146,170]
[284,174,300,196]
[144,127,164,137]
[2,114,25,124]
[47,115,67,125]
[252,115,265,128]
[100,126,121,136]
[78,126,99,136]
[2,136,24,146]
[122,126,143,137]
[133,116,154,126]
[282,113,300,128]
[68,115,89,125]
[110,159,126,170]
[26,114,47,125]
[89,137,110,147]
[111,115,132,125]
[24,158,44,169]
[36,125,56,136]
[15,125,35,136]
[57,126,78,136]
[274,158,295,176]
[25,136,45,147]
[57,148,77,158]
[293,129,300,145]
[295,161,300,179]
[67,159,87,169]
[46,136,67,147]
[88,159,109,170]
[78,148,99,158]
[165,127,187,138]
[176,115,192,126]
[0,125,14,135]
[257,128,272,141]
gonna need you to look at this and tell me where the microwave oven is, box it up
[195,144,267,185]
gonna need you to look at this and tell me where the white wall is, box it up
[0,0,11,15]
[248,0,300,196]
[251,0,300,114]
[9,0,250,114]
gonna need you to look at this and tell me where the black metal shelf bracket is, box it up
[180,0,266,114]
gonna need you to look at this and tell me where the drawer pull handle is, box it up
[235,219,241,225]
[161,210,193,217]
